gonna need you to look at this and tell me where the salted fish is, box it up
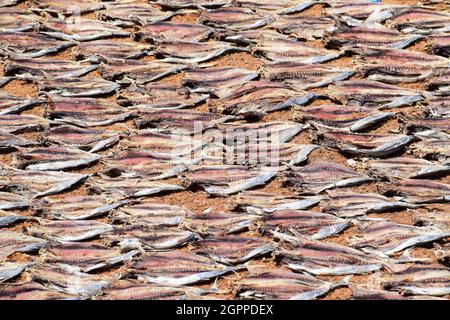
[40,242,138,272]
[321,191,416,218]
[0,231,47,262]
[316,131,414,157]
[349,221,450,256]
[180,165,277,196]
[277,239,384,275]
[194,235,275,265]
[295,104,394,132]
[132,251,238,286]
[35,195,128,220]
[234,191,321,215]
[283,161,372,194]
[0,91,43,115]
[28,219,114,242]
[260,209,350,241]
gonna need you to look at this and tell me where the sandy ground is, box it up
[0,0,449,300]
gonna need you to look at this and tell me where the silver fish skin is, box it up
[0,130,37,151]
[0,114,48,134]
[30,0,105,16]
[0,261,33,283]
[38,77,120,97]
[200,7,273,31]
[0,231,47,262]
[94,280,187,300]
[0,8,40,33]
[99,2,176,26]
[182,211,256,235]
[0,281,81,300]
[75,40,152,62]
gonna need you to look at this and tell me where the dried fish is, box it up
[46,95,132,127]
[273,15,335,40]
[29,263,110,297]
[194,235,275,265]
[260,209,349,241]
[382,264,450,296]
[253,37,340,63]
[232,0,317,14]
[200,7,272,31]
[0,114,48,134]
[38,77,120,97]
[387,7,450,34]
[234,191,321,215]
[155,40,245,63]
[283,161,372,194]
[0,8,39,32]
[4,57,98,79]
[413,211,450,229]
[132,251,237,286]
[100,59,186,84]
[104,149,194,180]
[183,66,258,98]
[0,91,43,115]
[40,242,138,272]
[403,113,450,134]
[384,178,450,204]
[321,192,416,218]
[0,191,29,210]
[88,173,184,199]
[0,32,75,58]
[135,22,214,42]
[427,35,450,57]
[367,157,450,179]
[121,129,204,156]
[30,0,104,16]
[0,130,36,151]
[295,104,394,132]
[95,280,187,300]
[183,211,255,235]
[327,80,424,109]
[411,129,450,160]
[0,231,47,261]
[99,3,176,25]
[325,23,423,49]
[349,285,443,300]
[277,239,384,275]
[425,95,450,118]
[156,0,231,9]
[0,281,80,300]
[45,125,121,152]
[75,40,152,62]
[0,167,88,198]
[13,146,100,171]
[212,81,316,117]
[212,122,307,144]
[0,210,29,227]
[357,47,449,83]
[0,262,32,283]
[42,18,130,42]
[28,219,113,242]
[35,195,128,220]
[118,84,209,109]
[181,165,277,196]
[262,62,354,90]
[104,225,196,250]
[134,108,236,134]
[236,266,347,300]
[326,2,400,24]
[202,142,317,166]
[349,221,450,256]
[316,131,414,157]
[115,202,189,227]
